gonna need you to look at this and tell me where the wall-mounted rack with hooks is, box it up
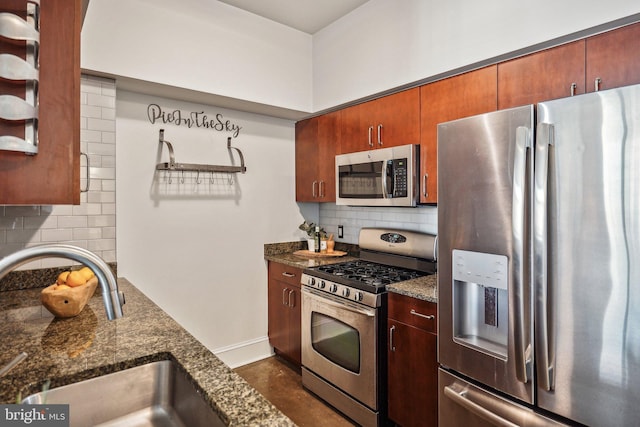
[155,129,247,176]
[0,0,40,154]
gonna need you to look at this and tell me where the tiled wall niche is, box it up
[0,75,116,270]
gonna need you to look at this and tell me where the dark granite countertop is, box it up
[264,241,359,269]
[265,242,438,303]
[0,279,294,426]
[386,274,438,303]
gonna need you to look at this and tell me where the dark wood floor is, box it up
[234,356,356,427]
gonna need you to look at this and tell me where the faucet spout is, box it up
[0,244,124,320]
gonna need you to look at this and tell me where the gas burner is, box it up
[313,260,426,292]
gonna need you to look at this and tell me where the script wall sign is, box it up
[147,104,242,138]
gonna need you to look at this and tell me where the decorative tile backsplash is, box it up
[0,75,117,270]
[320,204,438,244]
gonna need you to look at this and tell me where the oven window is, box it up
[311,312,360,373]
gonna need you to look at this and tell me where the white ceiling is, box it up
[218,0,370,34]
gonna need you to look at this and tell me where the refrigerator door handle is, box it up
[512,126,531,384]
[534,122,554,391]
[444,386,519,427]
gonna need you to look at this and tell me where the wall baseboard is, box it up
[213,336,274,369]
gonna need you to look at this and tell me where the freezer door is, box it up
[535,84,640,425]
[439,369,566,427]
[437,105,534,404]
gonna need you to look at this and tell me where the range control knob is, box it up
[342,288,351,298]
[329,284,338,293]
[308,277,316,286]
[319,280,326,289]
[354,291,364,302]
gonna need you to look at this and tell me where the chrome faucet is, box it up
[0,244,124,320]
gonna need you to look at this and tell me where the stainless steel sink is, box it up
[22,360,225,427]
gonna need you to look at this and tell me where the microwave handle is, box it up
[382,160,390,198]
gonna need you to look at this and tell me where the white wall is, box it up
[81,0,312,113]
[312,0,640,110]
[82,0,640,113]
[115,90,316,367]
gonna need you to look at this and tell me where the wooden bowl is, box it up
[41,276,98,318]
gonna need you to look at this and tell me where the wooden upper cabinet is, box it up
[295,111,339,202]
[420,66,498,204]
[0,0,81,205]
[340,88,420,154]
[295,117,318,202]
[316,112,339,201]
[586,22,640,92]
[498,40,586,109]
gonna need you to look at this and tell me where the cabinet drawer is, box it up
[388,292,437,333]
[268,262,302,287]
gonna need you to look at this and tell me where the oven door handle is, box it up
[303,287,376,317]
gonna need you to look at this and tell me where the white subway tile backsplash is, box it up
[82,104,103,119]
[319,204,438,244]
[5,206,41,217]
[24,215,58,230]
[6,229,40,244]
[57,216,88,229]
[87,117,115,132]
[81,129,103,143]
[1,75,117,271]
[87,215,116,228]
[87,92,115,109]
[73,227,102,240]
[89,167,116,180]
[0,216,23,230]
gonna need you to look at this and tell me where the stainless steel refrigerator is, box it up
[437,83,640,426]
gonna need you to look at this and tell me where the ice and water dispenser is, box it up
[452,250,509,360]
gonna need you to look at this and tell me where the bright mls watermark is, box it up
[1,405,69,426]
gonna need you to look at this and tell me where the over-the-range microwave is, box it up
[335,144,419,207]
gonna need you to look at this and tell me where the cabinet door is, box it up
[287,286,301,366]
[295,117,319,202]
[586,22,640,92]
[267,263,302,365]
[267,278,290,355]
[340,88,420,153]
[388,319,438,427]
[339,102,369,154]
[498,40,585,109]
[420,66,497,204]
[316,111,339,201]
[0,0,81,205]
[369,88,420,149]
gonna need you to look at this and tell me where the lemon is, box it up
[56,284,71,290]
[79,266,95,281]
[57,271,70,285]
[66,271,86,287]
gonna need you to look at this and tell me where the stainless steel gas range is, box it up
[300,228,437,427]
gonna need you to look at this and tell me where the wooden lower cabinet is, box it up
[267,262,302,365]
[387,293,438,427]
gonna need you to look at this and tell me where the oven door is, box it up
[301,286,378,410]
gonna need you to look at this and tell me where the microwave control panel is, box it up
[389,158,408,197]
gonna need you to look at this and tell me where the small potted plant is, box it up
[299,221,327,251]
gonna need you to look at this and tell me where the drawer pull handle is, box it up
[410,309,434,320]
[389,325,396,352]
[281,272,296,278]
